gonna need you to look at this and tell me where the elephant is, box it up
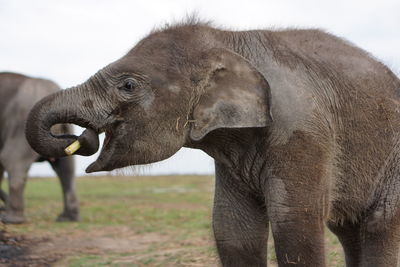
[0,72,79,224]
[25,20,400,266]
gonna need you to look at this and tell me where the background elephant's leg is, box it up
[0,136,37,224]
[50,157,79,221]
[0,163,7,211]
[1,163,31,224]
[213,163,268,267]
[327,220,361,266]
[0,163,8,209]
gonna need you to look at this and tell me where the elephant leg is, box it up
[0,163,7,205]
[355,160,400,266]
[265,136,329,266]
[357,204,400,265]
[327,220,361,266]
[50,157,80,221]
[1,163,31,224]
[268,193,326,266]
[0,132,39,223]
[357,226,400,267]
[213,162,268,267]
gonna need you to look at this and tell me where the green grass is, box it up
[3,175,344,266]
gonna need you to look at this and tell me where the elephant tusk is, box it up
[64,140,81,156]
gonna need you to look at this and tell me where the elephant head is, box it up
[26,25,272,173]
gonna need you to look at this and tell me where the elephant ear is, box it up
[190,48,272,141]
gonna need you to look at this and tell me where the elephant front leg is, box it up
[267,175,327,267]
[0,164,8,209]
[2,167,28,224]
[213,162,268,267]
[50,157,80,222]
[0,143,37,224]
[270,214,326,266]
[265,131,330,266]
[328,220,362,266]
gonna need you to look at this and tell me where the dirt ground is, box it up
[0,224,219,267]
[1,226,57,267]
[0,176,343,266]
[0,176,221,267]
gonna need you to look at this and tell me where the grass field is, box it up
[1,175,344,266]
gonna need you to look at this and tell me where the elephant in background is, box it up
[26,20,400,266]
[0,72,79,224]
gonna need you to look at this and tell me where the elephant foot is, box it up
[56,211,80,222]
[1,212,26,224]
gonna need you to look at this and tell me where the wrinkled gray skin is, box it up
[0,72,79,224]
[26,21,400,266]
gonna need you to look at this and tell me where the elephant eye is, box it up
[120,79,137,91]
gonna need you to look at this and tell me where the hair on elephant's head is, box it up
[26,23,272,173]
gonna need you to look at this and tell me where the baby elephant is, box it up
[26,21,400,266]
[0,72,79,224]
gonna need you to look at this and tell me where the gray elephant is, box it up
[26,21,400,266]
[0,72,79,224]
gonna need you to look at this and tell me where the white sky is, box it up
[0,0,399,176]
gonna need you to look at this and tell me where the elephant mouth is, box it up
[85,125,122,173]
[103,128,113,147]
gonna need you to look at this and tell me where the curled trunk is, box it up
[26,87,99,158]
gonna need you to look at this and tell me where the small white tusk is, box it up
[64,140,81,156]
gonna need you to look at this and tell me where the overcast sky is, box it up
[1,0,399,176]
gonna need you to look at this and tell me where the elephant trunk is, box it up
[26,86,100,158]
